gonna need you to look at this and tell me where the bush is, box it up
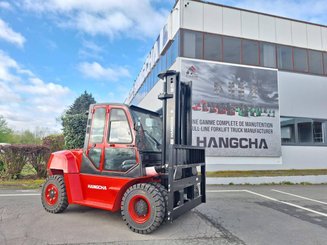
[0,145,30,179]
[42,134,65,153]
[0,144,50,179]
[27,146,51,178]
[0,159,4,172]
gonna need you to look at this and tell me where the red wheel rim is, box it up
[128,195,151,224]
[45,184,59,206]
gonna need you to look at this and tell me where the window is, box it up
[293,48,308,72]
[308,50,323,75]
[153,63,158,87]
[171,32,180,65]
[242,40,259,66]
[260,43,276,68]
[108,109,132,143]
[157,56,162,74]
[104,148,136,171]
[223,36,241,63]
[281,117,327,145]
[161,52,167,71]
[277,45,293,70]
[281,118,295,143]
[90,108,106,144]
[204,33,221,61]
[182,30,203,59]
[166,45,172,68]
[88,148,102,168]
[130,108,162,152]
[313,121,324,143]
[324,53,327,75]
[297,121,312,143]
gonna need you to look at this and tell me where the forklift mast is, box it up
[158,70,206,221]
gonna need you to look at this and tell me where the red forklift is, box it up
[41,71,206,234]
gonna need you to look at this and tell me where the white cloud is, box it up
[0,18,26,47]
[74,12,133,38]
[78,40,104,60]
[78,61,130,81]
[0,50,72,131]
[0,1,11,10]
[17,77,70,96]
[21,0,169,39]
[0,1,12,10]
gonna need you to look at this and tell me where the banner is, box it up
[181,59,281,157]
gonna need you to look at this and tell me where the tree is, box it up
[66,91,96,115]
[0,116,13,143]
[62,91,96,149]
[62,114,88,149]
[18,130,42,144]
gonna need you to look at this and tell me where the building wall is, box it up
[138,57,327,171]
[137,62,180,110]
[209,146,327,171]
[279,72,327,119]
[179,0,327,51]
[131,1,327,171]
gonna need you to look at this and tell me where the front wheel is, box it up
[121,183,165,234]
[41,175,68,213]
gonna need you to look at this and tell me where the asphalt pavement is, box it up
[0,185,327,245]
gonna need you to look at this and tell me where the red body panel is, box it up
[64,174,84,203]
[77,174,156,212]
[47,150,82,174]
[47,146,158,212]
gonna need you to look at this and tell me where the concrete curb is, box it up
[207,175,327,185]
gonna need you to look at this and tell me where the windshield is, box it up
[130,107,162,152]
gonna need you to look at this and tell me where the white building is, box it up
[125,0,327,171]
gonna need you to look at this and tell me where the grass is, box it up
[207,169,327,178]
[0,163,41,189]
[1,169,326,190]
[0,178,44,190]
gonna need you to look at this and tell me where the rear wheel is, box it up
[41,175,68,213]
[121,183,165,234]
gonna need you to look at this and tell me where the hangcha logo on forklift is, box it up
[88,184,107,190]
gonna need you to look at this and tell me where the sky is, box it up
[0,0,326,134]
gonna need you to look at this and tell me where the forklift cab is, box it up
[81,104,163,177]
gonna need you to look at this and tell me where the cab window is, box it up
[108,109,132,143]
[104,148,136,171]
[88,107,106,168]
[90,108,106,144]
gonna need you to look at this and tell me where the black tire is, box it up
[121,183,165,234]
[150,182,168,223]
[41,175,68,213]
[194,184,200,197]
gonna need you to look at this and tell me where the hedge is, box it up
[0,144,50,179]
[42,134,65,153]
